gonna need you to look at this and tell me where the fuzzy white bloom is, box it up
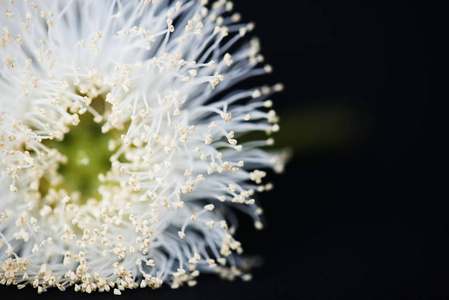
[0,0,286,294]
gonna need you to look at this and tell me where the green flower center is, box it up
[44,97,115,203]
[56,116,112,201]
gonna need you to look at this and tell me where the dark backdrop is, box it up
[2,0,442,299]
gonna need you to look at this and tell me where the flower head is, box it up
[0,0,286,294]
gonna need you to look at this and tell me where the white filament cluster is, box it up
[0,0,286,294]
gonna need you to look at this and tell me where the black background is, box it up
[2,0,443,299]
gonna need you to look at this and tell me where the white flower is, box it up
[0,0,286,294]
